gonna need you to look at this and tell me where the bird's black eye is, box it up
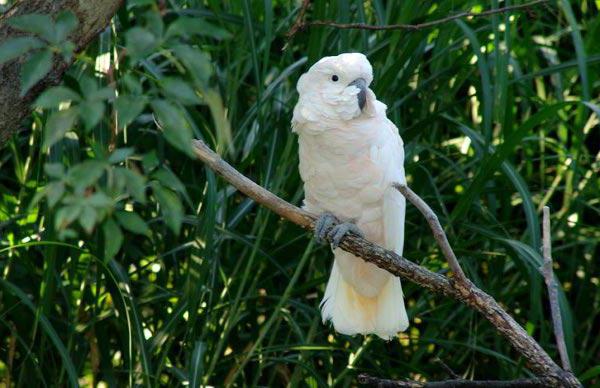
[331,75,339,82]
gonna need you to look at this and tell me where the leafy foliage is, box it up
[0,0,599,386]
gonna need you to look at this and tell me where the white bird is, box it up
[292,53,408,339]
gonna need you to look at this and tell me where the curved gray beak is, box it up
[348,78,367,110]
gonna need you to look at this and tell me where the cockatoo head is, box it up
[295,53,375,121]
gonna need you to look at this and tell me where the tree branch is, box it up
[0,0,124,148]
[287,0,547,40]
[191,139,580,387]
[393,183,467,284]
[541,206,572,372]
[357,373,559,387]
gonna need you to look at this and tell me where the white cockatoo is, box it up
[292,53,408,339]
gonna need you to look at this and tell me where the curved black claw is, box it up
[314,212,339,244]
[328,222,364,249]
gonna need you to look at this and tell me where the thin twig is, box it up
[288,0,547,39]
[191,139,580,387]
[284,0,311,46]
[393,183,467,285]
[357,373,559,387]
[433,357,460,380]
[541,206,572,372]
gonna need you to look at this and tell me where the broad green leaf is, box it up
[79,206,97,234]
[46,182,65,207]
[172,45,212,87]
[108,148,135,164]
[66,160,106,190]
[143,10,164,39]
[103,218,123,260]
[115,210,150,235]
[79,100,105,130]
[21,48,53,96]
[152,183,183,235]
[129,0,155,6]
[58,40,76,61]
[43,108,78,149]
[55,204,82,230]
[125,27,157,58]
[0,36,44,65]
[151,99,194,157]
[89,87,115,101]
[118,168,147,204]
[87,192,114,208]
[153,168,186,195]
[35,86,81,108]
[54,11,78,42]
[44,163,65,178]
[115,95,147,127]
[166,18,232,40]
[160,77,201,105]
[142,151,160,173]
[8,14,55,38]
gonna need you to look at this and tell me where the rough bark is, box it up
[0,0,123,147]
[357,373,559,387]
[192,139,581,387]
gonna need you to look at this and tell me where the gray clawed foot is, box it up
[314,212,363,248]
[328,222,363,249]
[314,212,339,244]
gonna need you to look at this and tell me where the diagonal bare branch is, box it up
[357,373,559,387]
[191,139,580,387]
[541,206,572,372]
[393,183,467,284]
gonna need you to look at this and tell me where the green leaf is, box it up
[166,18,232,40]
[0,36,44,65]
[172,45,212,87]
[35,86,81,108]
[44,163,65,178]
[89,87,115,101]
[8,14,55,38]
[142,151,160,173]
[160,77,201,105]
[115,95,147,127]
[204,89,234,155]
[108,148,135,164]
[152,183,183,235]
[153,168,186,195]
[79,206,97,234]
[79,100,105,130]
[46,182,65,207]
[103,218,123,260]
[118,168,147,204]
[129,0,155,6]
[55,204,82,230]
[151,99,194,157]
[54,11,78,42]
[189,341,206,388]
[87,192,114,208]
[125,27,157,59]
[115,210,150,235]
[580,366,600,382]
[43,108,78,149]
[21,48,54,96]
[66,160,106,190]
[58,40,76,61]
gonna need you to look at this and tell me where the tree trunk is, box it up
[0,0,123,147]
